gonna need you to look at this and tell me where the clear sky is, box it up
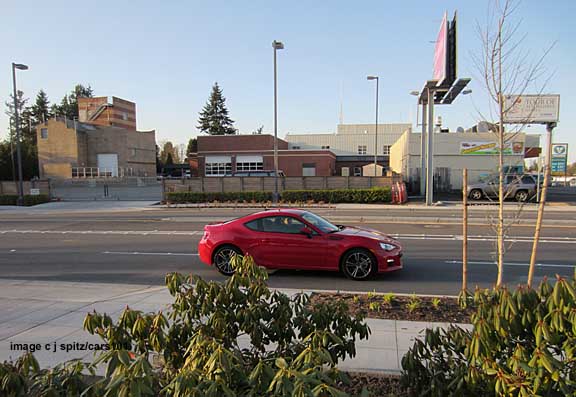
[1,0,575,161]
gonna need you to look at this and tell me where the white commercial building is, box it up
[390,130,541,192]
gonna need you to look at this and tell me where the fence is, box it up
[0,180,50,196]
[164,176,402,194]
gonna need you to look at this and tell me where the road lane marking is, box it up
[1,230,575,245]
[102,251,198,256]
[446,260,575,268]
[0,230,202,236]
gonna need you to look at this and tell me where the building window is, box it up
[383,145,391,155]
[302,163,316,176]
[321,145,330,149]
[358,145,367,155]
[40,128,48,139]
[236,162,263,172]
[354,167,362,176]
[205,162,232,176]
[122,112,128,121]
[292,145,301,149]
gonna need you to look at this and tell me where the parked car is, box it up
[467,174,537,201]
[198,209,403,280]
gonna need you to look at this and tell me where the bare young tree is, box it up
[472,0,554,287]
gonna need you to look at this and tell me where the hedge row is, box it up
[0,194,50,206]
[165,187,391,204]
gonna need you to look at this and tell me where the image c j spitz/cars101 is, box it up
[198,209,403,280]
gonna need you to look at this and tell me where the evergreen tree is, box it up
[29,90,52,125]
[53,84,94,119]
[4,90,39,179]
[186,138,198,155]
[197,82,236,135]
[165,152,174,166]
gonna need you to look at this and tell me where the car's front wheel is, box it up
[515,190,529,202]
[213,245,242,276]
[341,249,376,280]
[469,189,483,200]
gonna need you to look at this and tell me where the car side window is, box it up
[522,176,535,184]
[261,216,305,234]
[244,219,263,231]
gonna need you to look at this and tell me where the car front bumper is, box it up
[376,251,403,273]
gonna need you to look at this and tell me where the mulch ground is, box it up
[342,372,408,396]
[310,292,474,323]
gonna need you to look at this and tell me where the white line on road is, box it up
[1,229,575,244]
[446,260,575,268]
[102,251,198,256]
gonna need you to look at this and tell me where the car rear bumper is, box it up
[376,251,403,273]
[198,240,212,266]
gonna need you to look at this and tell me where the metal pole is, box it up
[462,168,468,293]
[420,101,427,196]
[527,122,555,287]
[273,44,279,205]
[374,77,379,175]
[12,64,24,206]
[536,155,541,203]
[426,88,434,206]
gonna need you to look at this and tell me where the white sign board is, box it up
[503,94,560,124]
[30,188,40,196]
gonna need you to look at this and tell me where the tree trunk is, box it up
[528,123,555,287]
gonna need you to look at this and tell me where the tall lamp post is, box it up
[367,76,379,175]
[12,62,29,206]
[272,40,284,205]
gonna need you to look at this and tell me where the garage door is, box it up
[97,153,119,177]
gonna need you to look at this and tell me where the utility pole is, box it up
[462,168,468,293]
[12,62,29,206]
[426,87,435,206]
[272,40,284,205]
[367,76,380,175]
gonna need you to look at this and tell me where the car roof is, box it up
[241,209,309,220]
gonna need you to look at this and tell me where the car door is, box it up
[247,215,325,269]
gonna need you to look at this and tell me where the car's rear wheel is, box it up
[341,249,375,281]
[469,189,483,200]
[213,245,242,276]
[515,190,529,202]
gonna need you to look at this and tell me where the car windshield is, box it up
[300,212,340,233]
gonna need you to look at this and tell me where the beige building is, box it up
[37,118,156,179]
[390,130,540,191]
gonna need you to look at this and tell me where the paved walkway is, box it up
[0,279,471,373]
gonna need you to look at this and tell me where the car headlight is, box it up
[379,242,396,251]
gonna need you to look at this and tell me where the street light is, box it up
[367,76,379,175]
[272,40,284,205]
[12,62,29,206]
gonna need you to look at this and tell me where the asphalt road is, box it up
[1,207,575,295]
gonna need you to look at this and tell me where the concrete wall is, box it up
[0,180,50,195]
[83,128,156,176]
[165,176,401,193]
[36,119,79,179]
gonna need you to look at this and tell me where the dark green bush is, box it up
[401,275,576,396]
[166,187,391,204]
[2,255,371,396]
[0,194,50,206]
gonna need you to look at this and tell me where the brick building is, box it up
[78,96,136,130]
[190,134,336,177]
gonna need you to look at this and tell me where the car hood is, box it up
[334,226,398,244]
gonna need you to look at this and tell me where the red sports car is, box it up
[198,209,403,280]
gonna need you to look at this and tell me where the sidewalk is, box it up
[0,279,471,374]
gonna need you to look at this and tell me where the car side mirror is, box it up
[300,227,313,238]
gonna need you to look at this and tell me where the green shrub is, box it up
[0,194,50,206]
[401,275,576,396]
[166,187,392,204]
[2,255,371,396]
